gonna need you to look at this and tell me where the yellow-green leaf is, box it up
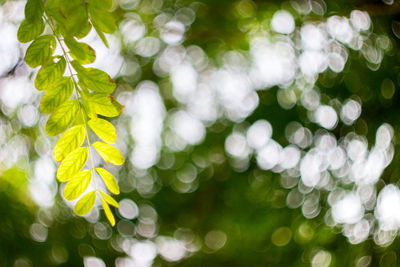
[92,142,124,165]
[65,38,96,64]
[17,19,45,43]
[64,170,92,201]
[25,35,56,68]
[100,198,115,226]
[88,93,122,117]
[88,118,117,144]
[74,191,96,216]
[56,147,88,182]
[45,100,79,136]
[35,57,66,91]
[99,190,119,207]
[77,68,115,94]
[40,77,74,114]
[54,125,86,162]
[96,168,120,194]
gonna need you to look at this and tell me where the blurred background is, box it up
[1,0,400,266]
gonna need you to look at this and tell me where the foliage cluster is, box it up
[18,0,124,226]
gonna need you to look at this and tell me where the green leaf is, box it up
[100,198,115,226]
[88,118,117,144]
[80,91,97,119]
[57,0,89,37]
[87,0,112,10]
[99,190,119,207]
[78,70,115,94]
[71,61,115,93]
[25,0,44,23]
[25,35,56,68]
[40,77,74,114]
[76,21,92,39]
[17,19,45,43]
[74,191,96,216]
[96,168,120,194]
[64,170,92,201]
[45,100,79,136]
[54,125,86,162]
[89,6,116,34]
[87,93,122,117]
[92,142,124,165]
[65,38,96,64]
[35,57,66,91]
[56,147,88,182]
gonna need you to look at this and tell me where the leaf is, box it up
[80,91,97,119]
[78,69,115,93]
[54,125,86,162]
[35,57,66,91]
[65,38,96,64]
[75,21,92,39]
[99,190,119,207]
[74,191,96,216]
[89,6,116,34]
[64,170,92,201]
[45,100,79,136]
[17,19,45,43]
[53,0,89,37]
[88,93,122,117]
[71,61,115,93]
[56,147,88,182]
[25,0,44,23]
[88,118,117,144]
[40,77,74,114]
[92,142,124,165]
[96,168,120,194]
[100,198,115,226]
[25,35,56,68]
[110,95,124,115]
[87,0,112,10]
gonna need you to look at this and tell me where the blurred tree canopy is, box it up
[2,0,400,266]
